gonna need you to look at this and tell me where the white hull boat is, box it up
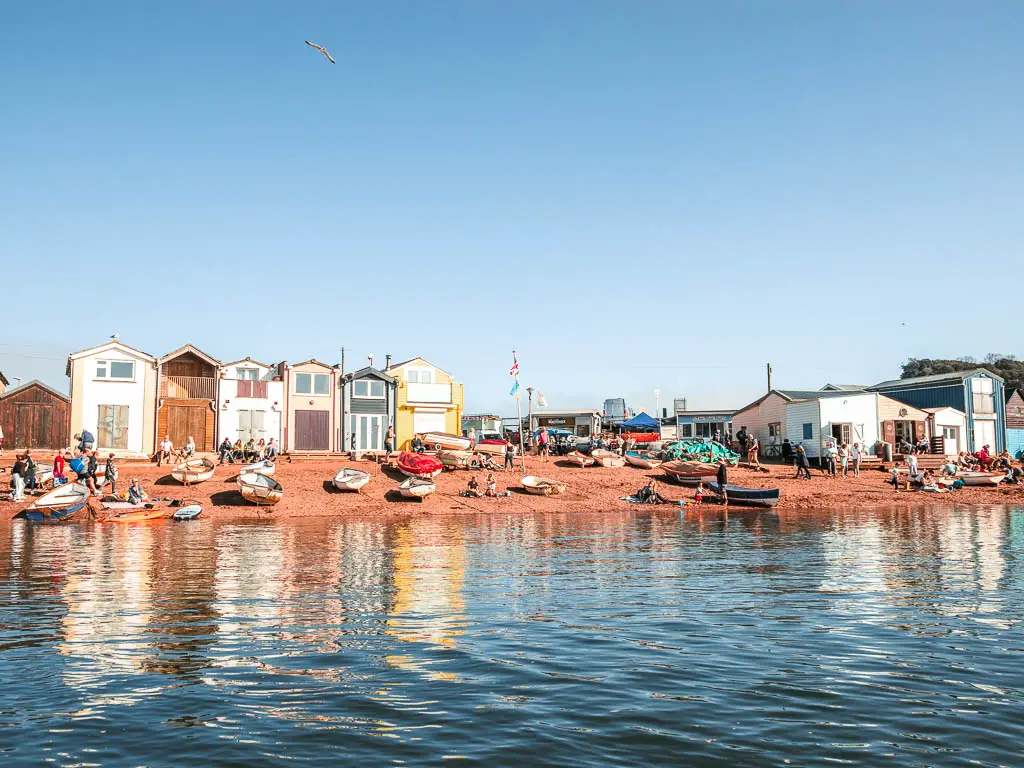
[397,477,435,500]
[624,451,662,470]
[959,471,1003,486]
[423,432,471,451]
[238,472,283,506]
[521,476,566,496]
[171,458,216,484]
[333,467,371,491]
[566,451,595,468]
[242,459,276,476]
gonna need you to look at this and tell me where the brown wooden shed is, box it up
[0,380,70,451]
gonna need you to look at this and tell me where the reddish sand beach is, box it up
[2,454,1023,521]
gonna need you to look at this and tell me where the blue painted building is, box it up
[673,403,734,441]
[868,368,1005,453]
[1006,389,1024,459]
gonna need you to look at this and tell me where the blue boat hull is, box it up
[15,500,89,522]
[706,483,780,508]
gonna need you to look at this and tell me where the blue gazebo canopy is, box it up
[619,411,660,431]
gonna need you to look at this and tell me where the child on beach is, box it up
[53,451,66,485]
[105,454,118,495]
[694,482,705,504]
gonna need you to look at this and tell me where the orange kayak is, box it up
[102,506,166,523]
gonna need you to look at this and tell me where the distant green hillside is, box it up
[901,355,1023,394]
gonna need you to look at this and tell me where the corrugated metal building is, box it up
[868,368,1006,453]
[1006,389,1024,459]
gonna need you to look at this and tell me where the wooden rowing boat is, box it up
[521,476,567,496]
[333,467,371,491]
[423,432,471,451]
[661,460,719,483]
[706,482,780,508]
[397,451,443,479]
[566,451,595,467]
[437,450,474,470]
[241,459,276,476]
[624,451,662,470]
[171,457,216,484]
[397,476,435,500]
[238,472,283,506]
[590,449,626,468]
[13,482,90,522]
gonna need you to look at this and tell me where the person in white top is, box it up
[157,435,174,466]
[906,451,919,475]
[851,443,862,477]
[838,443,850,478]
[182,436,196,458]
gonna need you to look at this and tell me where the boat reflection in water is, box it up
[1,506,1023,767]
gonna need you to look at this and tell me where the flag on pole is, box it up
[509,356,519,378]
[537,391,547,407]
[510,379,520,397]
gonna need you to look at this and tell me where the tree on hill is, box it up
[901,354,1024,393]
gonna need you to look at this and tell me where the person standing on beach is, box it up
[794,444,811,479]
[85,450,99,495]
[105,454,118,495]
[851,443,862,477]
[384,425,395,456]
[823,442,837,477]
[468,428,477,450]
[538,427,549,461]
[782,439,792,465]
[11,455,27,501]
[839,443,850,478]
[504,439,516,471]
[736,427,748,457]
[53,451,66,485]
[716,460,729,504]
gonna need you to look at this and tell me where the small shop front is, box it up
[675,410,734,441]
[530,410,601,438]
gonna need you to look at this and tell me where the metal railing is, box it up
[161,375,216,400]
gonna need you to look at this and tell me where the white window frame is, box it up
[95,359,136,381]
[295,372,312,394]
[236,367,259,380]
[313,373,330,395]
[294,372,330,395]
[354,379,386,398]
[406,367,434,384]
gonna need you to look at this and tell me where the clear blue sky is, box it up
[2,1,1022,416]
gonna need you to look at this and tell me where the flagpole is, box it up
[513,349,526,472]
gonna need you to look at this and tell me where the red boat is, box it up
[475,438,507,455]
[397,451,443,479]
[622,431,659,444]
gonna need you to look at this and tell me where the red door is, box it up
[294,410,329,451]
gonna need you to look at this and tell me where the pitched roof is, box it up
[734,388,870,416]
[821,383,869,391]
[343,366,396,383]
[0,379,69,401]
[1006,388,1022,403]
[288,358,337,370]
[159,344,221,366]
[869,367,1003,389]
[220,356,276,369]
[384,356,453,377]
[0,370,8,387]
[66,340,156,376]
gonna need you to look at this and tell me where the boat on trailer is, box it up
[171,458,216,484]
[13,482,90,522]
[423,432,471,451]
[397,477,435,500]
[333,467,371,491]
[397,452,443,479]
[437,450,474,470]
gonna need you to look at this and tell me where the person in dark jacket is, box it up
[781,439,792,464]
[85,451,99,495]
[23,451,37,491]
[794,444,811,479]
[504,440,516,471]
[11,455,27,501]
[716,460,729,505]
[411,434,425,453]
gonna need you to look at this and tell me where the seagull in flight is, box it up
[304,40,336,64]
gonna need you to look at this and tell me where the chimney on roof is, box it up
[386,354,392,369]
[368,354,374,368]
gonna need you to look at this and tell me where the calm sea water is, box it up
[2,507,1023,767]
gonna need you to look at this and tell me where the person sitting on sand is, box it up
[265,439,278,461]
[636,478,666,504]
[128,478,148,504]
[485,472,497,497]
[411,434,425,453]
[219,437,234,464]
[462,476,482,498]
[244,438,257,462]
[157,435,174,467]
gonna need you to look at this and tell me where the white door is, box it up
[238,410,251,442]
[974,420,996,452]
[350,415,383,451]
[413,410,447,436]
[942,426,959,455]
[251,410,266,442]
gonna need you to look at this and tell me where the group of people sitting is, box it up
[218,437,278,465]
[460,472,508,498]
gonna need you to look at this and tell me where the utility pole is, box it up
[767,362,772,392]
[526,387,534,441]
